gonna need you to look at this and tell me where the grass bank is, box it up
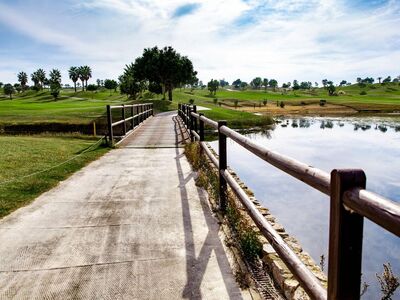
[172,82,400,117]
[0,135,109,218]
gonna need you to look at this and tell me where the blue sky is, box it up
[0,0,399,85]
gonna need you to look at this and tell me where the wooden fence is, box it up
[178,103,400,300]
[106,103,153,146]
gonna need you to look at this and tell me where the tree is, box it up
[96,79,101,87]
[3,84,15,99]
[14,83,22,93]
[119,63,146,99]
[133,46,197,101]
[262,78,268,92]
[31,69,46,89]
[87,84,98,92]
[240,81,248,90]
[17,72,28,91]
[377,77,382,84]
[69,67,79,92]
[207,79,219,95]
[104,79,118,95]
[30,72,40,89]
[382,76,391,84]
[219,79,229,87]
[327,81,336,96]
[269,79,278,91]
[322,79,328,88]
[340,80,347,86]
[232,79,242,89]
[36,69,46,89]
[0,82,3,89]
[78,66,92,91]
[49,69,62,100]
[293,80,300,90]
[250,77,262,89]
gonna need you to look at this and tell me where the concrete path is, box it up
[0,112,250,299]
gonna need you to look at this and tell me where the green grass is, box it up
[1,82,399,128]
[0,88,131,125]
[172,82,400,112]
[0,135,109,218]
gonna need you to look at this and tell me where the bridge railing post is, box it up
[131,105,134,130]
[218,120,227,213]
[328,169,366,300]
[122,104,126,136]
[151,103,154,116]
[193,105,198,137]
[106,105,113,146]
[189,105,194,142]
[199,113,204,141]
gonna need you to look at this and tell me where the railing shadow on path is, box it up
[172,116,244,300]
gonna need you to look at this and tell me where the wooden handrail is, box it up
[179,103,400,300]
[106,103,153,146]
[344,188,400,237]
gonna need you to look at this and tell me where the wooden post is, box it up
[218,120,227,212]
[193,105,198,135]
[122,104,126,135]
[328,169,366,300]
[93,121,96,136]
[131,105,134,130]
[151,103,154,116]
[178,103,181,118]
[106,105,113,146]
[189,106,194,142]
[199,113,204,141]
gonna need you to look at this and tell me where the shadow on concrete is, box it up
[173,116,243,300]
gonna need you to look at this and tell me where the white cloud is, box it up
[0,0,399,85]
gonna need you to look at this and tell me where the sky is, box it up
[0,0,399,85]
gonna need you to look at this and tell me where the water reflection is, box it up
[209,116,400,299]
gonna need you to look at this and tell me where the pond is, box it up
[209,116,400,299]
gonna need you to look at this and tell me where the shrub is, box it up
[263,100,267,106]
[213,98,218,105]
[189,98,195,104]
[320,99,327,106]
[234,100,239,109]
[360,91,367,95]
[280,101,285,108]
[86,84,98,92]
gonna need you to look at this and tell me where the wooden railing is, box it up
[178,103,400,300]
[106,103,153,146]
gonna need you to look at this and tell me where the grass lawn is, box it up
[172,82,400,113]
[1,83,399,128]
[0,135,109,218]
[0,89,131,125]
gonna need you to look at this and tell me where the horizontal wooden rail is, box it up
[179,103,400,300]
[220,125,331,195]
[221,169,327,300]
[106,103,153,146]
[344,188,400,236]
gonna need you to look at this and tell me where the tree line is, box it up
[205,75,400,96]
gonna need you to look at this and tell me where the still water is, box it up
[209,117,400,299]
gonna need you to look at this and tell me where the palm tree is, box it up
[49,69,62,84]
[78,66,85,91]
[35,68,46,89]
[79,65,92,90]
[31,72,40,89]
[17,72,28,91]
[68,67,79,92]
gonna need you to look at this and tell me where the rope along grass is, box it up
[0,137,105,186]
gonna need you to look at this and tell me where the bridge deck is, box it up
[0,112,250,299]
